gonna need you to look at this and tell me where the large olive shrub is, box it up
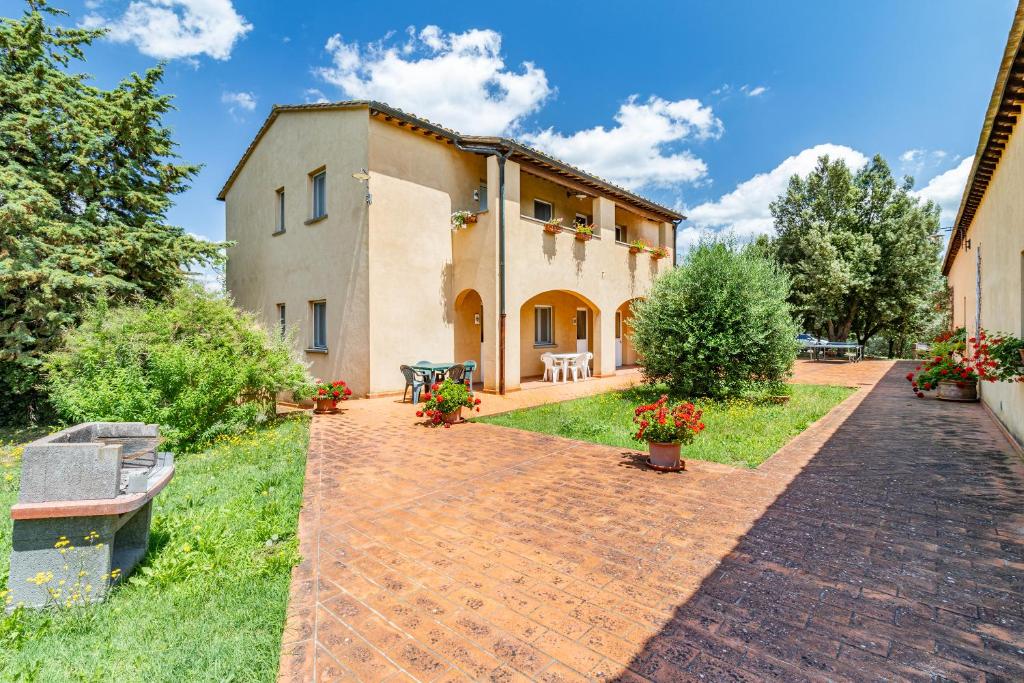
[631,237,798,399]
[45,286,310,451]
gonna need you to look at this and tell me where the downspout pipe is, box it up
[454,140,513,394]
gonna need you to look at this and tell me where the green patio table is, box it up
[410,361,456,388]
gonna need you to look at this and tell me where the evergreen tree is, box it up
[0,1,221,422]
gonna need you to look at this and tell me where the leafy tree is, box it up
[45,286,310,452]
[631,236,798,399]
[770,155,942,347]
[0,1,221,423]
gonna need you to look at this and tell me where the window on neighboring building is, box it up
[478,183,488,212]
[533,199,553,222]
[276,303,286,337]
[275,188,285,233]
[615,225,627,243]
[310,170,327,220]
[534,306,553,346]
[311,301,327,350]
[574,213,593,228]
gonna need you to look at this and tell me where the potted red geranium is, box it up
[906,328,988,401]
[312,379,352,413]
[628,239,648,255]
[543,218,563,235]
[416,378,481,428]
[632,395,705,471]
[649,246,671,260]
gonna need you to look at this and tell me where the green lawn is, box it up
[0,415,310,681]
[477,384,854,468]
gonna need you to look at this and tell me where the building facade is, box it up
[219,101,682,397]
[943,5,1024,444]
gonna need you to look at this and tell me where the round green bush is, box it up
[44,286,310,452]
[631,237,798,399]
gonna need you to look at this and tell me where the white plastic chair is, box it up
[540,353,562,383]
[566,352,588,382]
[583,352,594,379]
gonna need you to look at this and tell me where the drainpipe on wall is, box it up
[671,218,683,267]
[454,140,513,394]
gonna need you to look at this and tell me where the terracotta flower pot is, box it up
[647,441,685,471]
[575,232,593,242]
[465,214,478,224]
[936,379,978,402]
[442,407,463,424]
[628,246,643,255]
[314,397,337,414]
[543,224,561,235]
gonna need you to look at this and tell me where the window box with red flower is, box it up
[632,395,705,471]
[543,218,563,235]
[574,223,595,241]
[649,246,671,260]
[415,378,481,427]
[628,239,648,255]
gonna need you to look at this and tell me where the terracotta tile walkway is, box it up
[279,361,1024,681]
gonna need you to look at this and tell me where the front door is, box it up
[615,311,623,367]
[576,309,588,354]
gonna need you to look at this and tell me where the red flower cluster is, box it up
[315,379,352,401]
[906,328,994,397]
[415,379,480,428]
[632,395,705,445]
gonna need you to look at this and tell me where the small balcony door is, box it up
[615,311,623,367]
[576,308,589,354]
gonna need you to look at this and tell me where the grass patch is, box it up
[0,414,310,681]
[477,384,854,468]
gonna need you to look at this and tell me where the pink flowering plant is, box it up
[632,395,706,444]
[905,328,1008,398]
[415,378,481,427]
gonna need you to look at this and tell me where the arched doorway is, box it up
[454,289,484,384]
[518,290,600,380]
[615,298,643,368]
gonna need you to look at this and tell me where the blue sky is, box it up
[12,0,1018,247]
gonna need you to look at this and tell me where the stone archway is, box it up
[454,289,484,384]
[517,289,601,381]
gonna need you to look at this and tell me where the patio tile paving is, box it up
[280,361,1024,681]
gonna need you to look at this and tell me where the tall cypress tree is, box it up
[0,1,222,422]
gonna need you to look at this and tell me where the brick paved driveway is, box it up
[280,362,1024,681]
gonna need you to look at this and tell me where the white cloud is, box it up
[685,144,869,237]
[899,147,948,178]
[221,90,256,114]
[912,155,973,226]
[303,88,330,104]
[520,96,722,189]
[316,26,552,135]
[712,83,768,99]
[83,0,252,60]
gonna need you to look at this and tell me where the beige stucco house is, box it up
[218,101,683,397]
[943,4,1024,444]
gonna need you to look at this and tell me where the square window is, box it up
[311,171,327,220]
[533,199,553,222]
[311,301,327,350]
[534,306,553,346]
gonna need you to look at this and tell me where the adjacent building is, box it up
[943,5,1024,443]
[218,101,682,397]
